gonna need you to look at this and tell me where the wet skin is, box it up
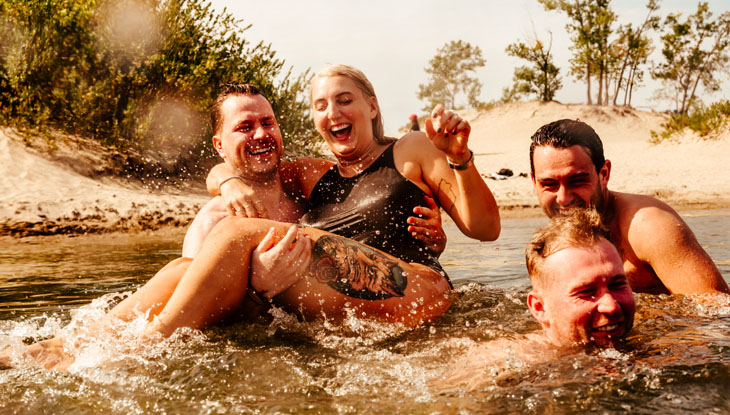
[528,239,635,349]
[531,145,609,218]
[212,94,284,181]
[530,144,729,296]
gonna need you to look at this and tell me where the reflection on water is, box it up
[0,211,729,414]
[441,216,547,288]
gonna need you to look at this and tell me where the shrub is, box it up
[0,0,321,178]
[651,100,730,142]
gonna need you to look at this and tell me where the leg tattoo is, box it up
[309,236,407,300]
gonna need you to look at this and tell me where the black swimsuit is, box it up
[299,143,448,281]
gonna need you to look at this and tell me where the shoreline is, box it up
[1,128,210,237]
[4,199,728,239]
[3,100,729,237]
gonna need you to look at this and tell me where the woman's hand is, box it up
[407,195,447,256]
[250,225,312,299]
[219,177,269,218]
[424,104,471,164]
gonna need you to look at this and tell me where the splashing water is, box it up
[1,212,729,413]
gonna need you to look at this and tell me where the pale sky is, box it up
[211,0,730,135]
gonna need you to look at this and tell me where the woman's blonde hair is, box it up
[312,64,395,144]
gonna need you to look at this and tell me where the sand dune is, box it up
[2,101,728,236]
[0,129,208,236]
[462,101,730,212]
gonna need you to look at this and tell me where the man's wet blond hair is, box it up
[311,64,395,145]
[526,209,611,288]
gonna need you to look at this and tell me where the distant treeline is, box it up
[417,0,730,124]
[0,0,320,178]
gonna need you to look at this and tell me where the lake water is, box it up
[1,210,729,414]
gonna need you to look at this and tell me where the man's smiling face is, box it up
[528,238,635,349]
[213,94,283,181]
[531,145,610,218]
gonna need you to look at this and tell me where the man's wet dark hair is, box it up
[529,119,606,176]
[210,83,269,134]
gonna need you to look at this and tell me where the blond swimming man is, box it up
[438,209,635,389]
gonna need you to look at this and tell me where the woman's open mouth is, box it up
[330,124,352,140]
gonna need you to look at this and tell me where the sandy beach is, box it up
[0,128,209,236]
[2,101,729,236]
[464,101,730,214]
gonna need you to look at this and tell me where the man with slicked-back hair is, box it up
[529,119,729,296]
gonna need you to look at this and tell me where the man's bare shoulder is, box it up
[611,192,728,295]
[612,192,695,259]
[611,191,685,236]
[435,333,558,391]
[612,191,678,214]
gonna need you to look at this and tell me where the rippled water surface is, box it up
[1,211,729,414]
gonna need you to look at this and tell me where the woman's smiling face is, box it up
[311,75,378,161]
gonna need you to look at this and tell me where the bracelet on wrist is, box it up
[447,150,474,170]
[219,175,245,191]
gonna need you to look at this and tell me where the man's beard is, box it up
[239,152,281,183]
[544,181,607,218]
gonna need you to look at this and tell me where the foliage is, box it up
[504,31,562,102]
[499,85,522,104]
[609,0,660,106]
[539,0,616,105]
[651,99,730,142]
[417,40,486,111]
[539,0,665,108]
[0,0,320,179]
[652,2,730,114]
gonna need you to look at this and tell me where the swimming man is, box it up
[529,119,729,295]
[438,209,635,389]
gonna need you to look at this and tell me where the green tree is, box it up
[609,0,660,106]
[652,2,730,114]
[0,0,319,177]
[539,0,616,105]
[417,40,486,111]
[505,31,562,102]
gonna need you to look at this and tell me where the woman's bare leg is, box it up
[109,257,192,322]
[146,216,452,336]
[147,217,275,336]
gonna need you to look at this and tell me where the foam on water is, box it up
[1,285,730,413]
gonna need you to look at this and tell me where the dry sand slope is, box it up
[461,101,730,213]
[2,101,728,236]
[0,129,209,236]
